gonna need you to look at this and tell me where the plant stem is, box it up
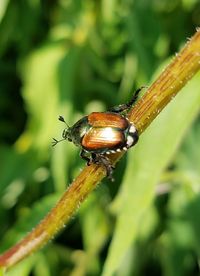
[1,29,200,271]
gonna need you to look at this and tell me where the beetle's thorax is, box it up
[68,116,91,146]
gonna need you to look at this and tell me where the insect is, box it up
[53,87,143,180]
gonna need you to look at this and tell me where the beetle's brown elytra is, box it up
[82,127,125,150]
[88,112,129,129]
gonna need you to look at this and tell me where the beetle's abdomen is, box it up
[82,127,124,151]
[88,112,129,129]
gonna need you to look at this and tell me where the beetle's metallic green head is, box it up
[52,115,89,147]
[52,116,73,147]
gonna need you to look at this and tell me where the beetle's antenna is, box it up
[52,137,66,147]
[58,116,70,128]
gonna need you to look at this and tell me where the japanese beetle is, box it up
[53,87,143,180]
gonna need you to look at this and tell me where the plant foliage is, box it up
[0,1,200,275]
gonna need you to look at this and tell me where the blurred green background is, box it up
[1,1,200,275]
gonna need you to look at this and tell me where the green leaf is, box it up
[0,194,60,251]
[19,43,66,153]
[0,266,5,276]
[0,147,35,198]
[19,43,82,191]
[79,192,111,274]
[5,256,36,276]
[0,0,9,23]
[102,71,200,276]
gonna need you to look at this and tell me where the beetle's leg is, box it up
[92,153,115,181]
[80,149,91,165]
[108,86,146,113]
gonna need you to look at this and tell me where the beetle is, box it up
[52,87,143,180]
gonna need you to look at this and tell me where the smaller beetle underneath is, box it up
[53,87,143,180]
